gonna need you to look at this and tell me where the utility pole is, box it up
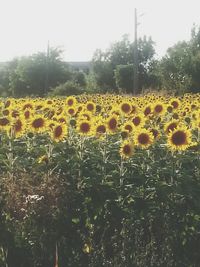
[133,8,139,95]
[44,41,50,96]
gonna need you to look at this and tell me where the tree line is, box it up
[0,25,200,97]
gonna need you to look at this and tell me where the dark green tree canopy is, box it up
[1,48,72,97]
[92,35,156,93]
[159,25,200,93]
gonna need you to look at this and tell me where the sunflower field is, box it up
[0,93,200,267]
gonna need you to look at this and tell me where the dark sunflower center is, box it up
[132,117,141,126]
[15,120,22,132]
[171,101,179,109]
[167,123,177,133]
[123,144,131,155]
[121,103,131,113]
[171,131,187,145]
[36,105,42,110]
[109,118,117,129]
[32,118,44,128]
[54,126,63,138]
[97,125,106,133]
[68,99,73,106]
[3,110,9,116]
[125,125,132,132]
[23,104,33,110]
[87,104,94,111]
[138,133,149,145]
[12,110,19,118]
[80,122,90,133]
[0,118,9,126]
[68,108,75,115]
[155,104,163,113]
[58,118,66,123]
[144,107,151,116]
[150,129,159,139]
[24,110,30,119]
[49,123,55,129]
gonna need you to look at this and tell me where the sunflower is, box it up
[167,126,193,151]
[134,129,154,149]
[23,109,32,120]
[11,110,20,118]
[119,140,134,158]
[96,104,102,114]
[122,121,134,133]
[77,104,84,113]
[164,120,179,134]
[153,101,166,116]
[170,98,181,109]
[0,117,10,131]
[166,105,173,113]
[149,128,160,140]
[143,104,152,117]
[130,104,138,115]
[94,120,107,138]
[107,115,118,134]
[57,116,67,124]
[131,114,145,128]
[30,115,46,133]
[67,107,76,117]
[56,107,63,116]
[66,96,77,107]
[78,111,91,123]
[11,117,25,138]
[4,99,12,109]
[86,101,96,113]
[120,101,132,115]
[50,123,67,142]
[2,109,10,116]
[22,102,34,110]
[77,120,92,136]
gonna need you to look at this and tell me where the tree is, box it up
[5,48,72,97]
[114,64,134,93]
[0,63,10,96]
[159,41,192,94]
[187,25,200,92]
[159,25,200,94]
[92,35,156,93]
[72,71,86,87]
[92,49,116,91]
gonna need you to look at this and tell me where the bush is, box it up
[49,81,83,96]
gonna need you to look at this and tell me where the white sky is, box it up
[0,0,200,62]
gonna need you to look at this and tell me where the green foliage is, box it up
[49,81,83,96]
[92,49,116,91]
[114,64,134,93]
[72,71,86,87]
[0,132,200,266]
[160,26,200,94]
[160,42,192,94]
[92,35,156,93]
[0,48,72,97]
